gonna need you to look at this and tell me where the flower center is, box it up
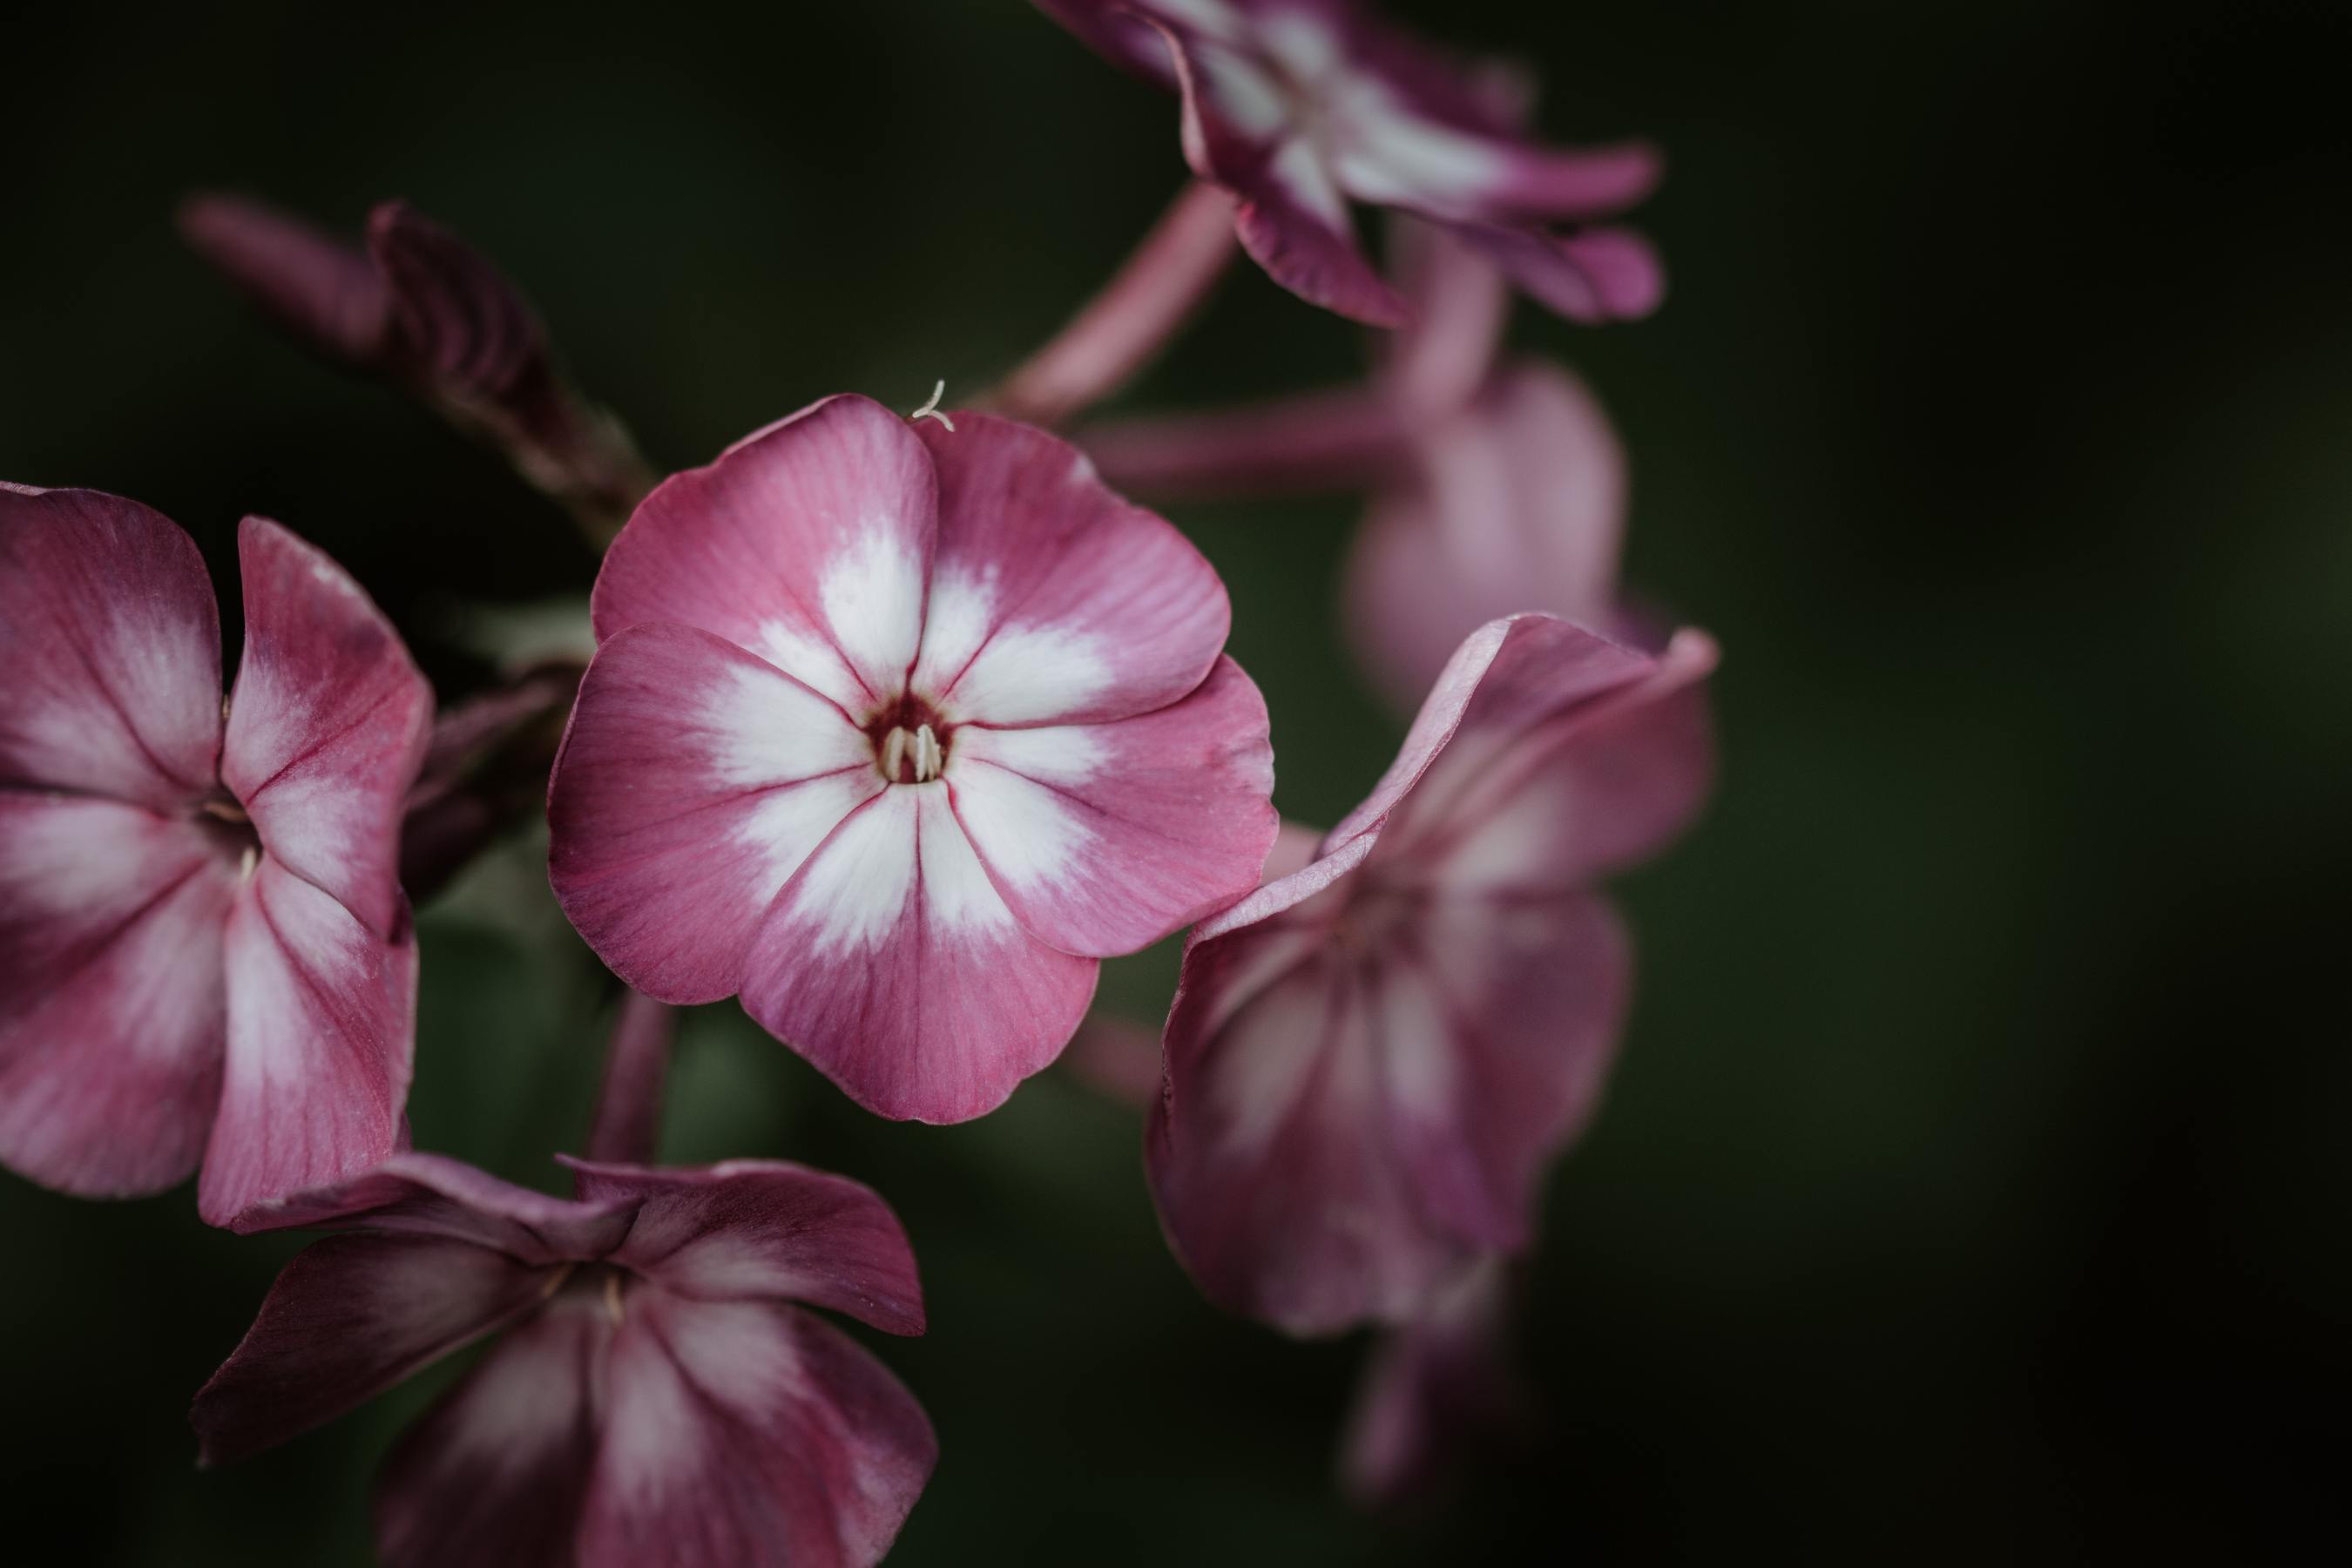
[193,795,262,879]
[877,722,945,784]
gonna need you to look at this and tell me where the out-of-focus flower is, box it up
[0,486,429,1225]
[549,395,1278,1123]
[1081,220,1639,710]
[179,195,655,540]
[1150,613,1713,1334]
[1337,1254,1524,1506]
[193,1150,935,1568]
[1034,1,1663,326]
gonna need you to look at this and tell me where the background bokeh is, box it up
[4,1,2348,1561]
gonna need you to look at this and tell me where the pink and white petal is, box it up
[199,858,416,1227]
[564,1157,925,1335]
[593,396,936,713]
[580,1292,936,1568]
[222,517,430,937]
[1233,142,1410,328]
[909,416,1231,727]
[232,1149,640,1260]
[0,794,232,1197]
[950,655,1276,956]
[740,784,1097,1123]
[373,1287,611,1568]
[191,1233,556,1467]
[1368,893,1629,1250]
[1151,946,1460,1335]
[1345,362,1627,711]
[0,485,222,808]
[1335,105,1659,225]
[1327,614,1657,860]
[1451,222,1666,323]
[549,624,879,1004]
[1380,625,1717,891]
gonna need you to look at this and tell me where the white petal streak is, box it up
[913,783,1018,936]
[740,770,885,903]
[780,789,920,957]
[945,762,1094,897]
[940,624,1114,727]
[701,658,867,788]
[821,524,926,704]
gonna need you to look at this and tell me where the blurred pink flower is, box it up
[549,395,1278,1123]
[0,486,429,1225]
[1035,1,1663,326]
[1149,614,1713,1334]
[1338,1254,1524,1506]
[193,1150,935,1568]
[179,195,654,537]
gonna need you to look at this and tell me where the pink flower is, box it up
[1034,1,1664,326]
[193,1150,935,1568]
[179,195,654,538]
[549,395,1278,1123]
[0,486,429,1225]
[1149,613,1713,1334]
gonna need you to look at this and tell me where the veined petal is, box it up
[1150,950,1459,1334]
[199,858,416,1227]
[564,1158,925,1335]
[0,485,222,808]
[373,1287,610,1568]
[579,1292,936,1568]
[740,784,1096,1123]
[231,1149,639,1260]
[1450,221,1666,324]
[222,517,431,938]
[909,416,1230,727]
[594,396,936,714]
[950,655,1276,956]
[192,1233,555,1467]
[1232,140,1409,328]
[1344,362,1627,710]
[0,794,232,1197]
[550,624,879,1004]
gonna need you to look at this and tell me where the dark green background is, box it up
[4,1,2346,1561]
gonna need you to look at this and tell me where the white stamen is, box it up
[910,379,956,432]
[603,1272,626,1325]
[912,723,943,782]
[880,726,909,780]
[238,844,259,880]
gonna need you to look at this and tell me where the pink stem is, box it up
[585,988,677,1165]
[991,180,1240,427]
[1076,385,1411,500]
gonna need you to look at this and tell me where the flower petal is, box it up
[1344,362,1626,710]
[0,794,231,1197]
[580,1292,935,1568]
[230,1149,640,1260]
[740,783,1097,1122]
[909,415,1231,727]
[1450,221,1666,324]
[593,395,936,714]
[192,1232,553,1466]
[365,200,550,411]
[549,623,879,1005]
[373,1288,609,1568]
[1338,1256,1522,1507]
[950,654,1276,956]
[1374,625,1718,891]
[198,858,416,1227]
[0,484,223,808]
[563,1158,925,1335]
[1231,141,1410,328]
[221,517,431,938]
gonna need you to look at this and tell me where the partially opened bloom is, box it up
[1150,613,1713,1334]
[1035,1,1664,326]
[179,195,654,539]
[193,1151,935,1567]
[0,486,429,1224]
[550,395,1278,1122]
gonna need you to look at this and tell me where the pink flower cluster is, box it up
[2,1,1713,1556]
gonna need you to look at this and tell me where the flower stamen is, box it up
[909,380,956,432]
